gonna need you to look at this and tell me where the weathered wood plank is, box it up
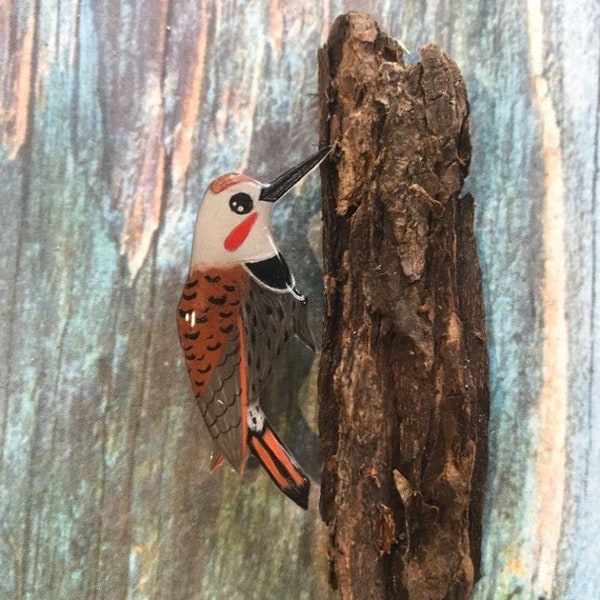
[0,0,598,599]
[0,0,344,598]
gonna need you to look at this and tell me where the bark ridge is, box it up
[318,12,489,600]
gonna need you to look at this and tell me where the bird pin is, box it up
[177,146,331,509]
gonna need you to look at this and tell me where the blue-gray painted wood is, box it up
[0,1,597,598]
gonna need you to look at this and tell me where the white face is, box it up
[190,175,279,267]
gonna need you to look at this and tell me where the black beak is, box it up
[259,146,332,202]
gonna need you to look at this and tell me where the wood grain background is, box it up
[0,1,598,599]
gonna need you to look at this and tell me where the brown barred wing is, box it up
[177,267,250,473]
[241,280,316,401]
[197,327,247,471]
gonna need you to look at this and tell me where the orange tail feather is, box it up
[248,422,310,510]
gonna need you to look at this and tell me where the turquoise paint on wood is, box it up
[0,0,598,598]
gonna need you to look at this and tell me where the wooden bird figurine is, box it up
[177,146,330,509]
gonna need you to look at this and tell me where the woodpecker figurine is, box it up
[177,146,330,509]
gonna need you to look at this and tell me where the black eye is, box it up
[229,192,253,215]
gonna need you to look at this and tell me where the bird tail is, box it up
[248,420,310,510]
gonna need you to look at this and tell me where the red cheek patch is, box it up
[224,212,258,252]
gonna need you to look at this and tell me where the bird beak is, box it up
[259,146,332,203]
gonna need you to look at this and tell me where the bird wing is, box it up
[199,327,247,470]
[241,278,315,402]
[177,268,250,473]
[177,267,315,472]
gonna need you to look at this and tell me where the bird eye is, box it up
[229,192,253,215]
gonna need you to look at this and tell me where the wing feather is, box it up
[177,267,250,473]
[177,268,314,474]
[199,328,246,471]
[241,280,315,401]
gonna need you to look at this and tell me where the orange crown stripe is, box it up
[209,173,257,193]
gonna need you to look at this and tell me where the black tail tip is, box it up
[248,425,311,509]
[265,468,310,509]
[287,480,310,510]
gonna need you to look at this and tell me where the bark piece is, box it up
[318,12,489,600]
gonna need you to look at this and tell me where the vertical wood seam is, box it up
[527,0,568,595]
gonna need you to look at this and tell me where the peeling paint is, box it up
[171,0,211,187]
[119,99,166,280]
[527,0,568,596]
[268,0,284,55]
[117,5,170,280]
[0,2,35,160]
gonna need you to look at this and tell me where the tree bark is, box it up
[318,13,489,600]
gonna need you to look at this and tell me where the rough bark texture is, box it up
[318,13,489,600]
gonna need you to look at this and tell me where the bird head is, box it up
[190,146,331,267]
